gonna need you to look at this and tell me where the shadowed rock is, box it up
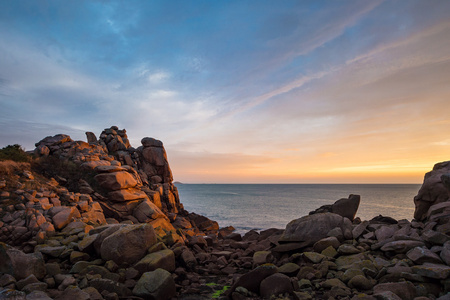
[279,213,352,245]
[414,160,450,221]
[309,194,360,221]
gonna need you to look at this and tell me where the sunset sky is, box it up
[0,1,449,183]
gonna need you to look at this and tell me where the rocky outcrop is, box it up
[32,126,216,240]
[414,160,450,221]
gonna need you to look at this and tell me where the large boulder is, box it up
[94,171,138,191]
[133,199,167,223]
[279,213,352,245]
[51,207,81,230]
[100,224,157,266]
[133,249,175,274]
[132,268,176,300]
[260,273,293,298]
[310,195,360,221]
[414,161,450,221]
[0,243,46,280]
[227,264,278,295]
[35,134,73,147]
[331,194,360,221]
[108,188,148,202]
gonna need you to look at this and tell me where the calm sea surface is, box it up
[175,184,421,233]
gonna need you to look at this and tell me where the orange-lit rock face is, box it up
[95,171,138,191]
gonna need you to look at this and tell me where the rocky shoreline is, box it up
[0,126,449,300]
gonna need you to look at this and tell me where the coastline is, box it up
[0,128,449,299]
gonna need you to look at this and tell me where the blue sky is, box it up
[1,0,450,183]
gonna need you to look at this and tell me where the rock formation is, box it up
[414,160,450,221]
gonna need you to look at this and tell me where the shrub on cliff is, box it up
[0,160,31,177]
[0,144,31,162]
[32,156,97,192]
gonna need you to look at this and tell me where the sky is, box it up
[0,0,449,184]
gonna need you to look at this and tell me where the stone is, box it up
[279,213,352,245]
[340,268,365,283]
[421,229,450,245]
[331,194,360,221]
[335,253,366,268]
[228,264,278,295]
[278,263,301,276]
[252,251,274,266]
[35,134,72,147]
[108,188,148,202]
[413,161,450,221]
[321,245,338,258]
[297,266,321,280]
[375,225,397,242]
[36,246,66,258]
[132,268,176,300]
[181,249,197,270]
[0,243,46,280]
[338,244,360,255]
[303,252,326,263]
[52,207,80,230]
[353,221,369,238]
[88,278,132,297]
[22,282,48,294]
[0,274,16,287]
[54,285,91,300]
[380,240,425,253]
[45,263,61,277]
[373,282,416,300]
[348,275,374,290]
[373,291,402,300]
[406,246,443,264]
[26,291,53,300]
[412,262,450,279]
[86,132,97,143]
[70,251,90,264]
[82,287,103,300]
[313,236,341,253]
[16,274,39,290]
[81,160,111,169]
[441,241,450,265]
[0,290,26,299]
[34,145,50,157]
[100,224,157,266]
[133,249,175,274]
[142,147,166,167]
[141,137,163,148]
[133,199,167,222]
[260,273,293,298]
[78,233,98,252]
[95,171,138,191]
[321,278,347,289]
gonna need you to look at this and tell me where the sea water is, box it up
[175,184,422,233]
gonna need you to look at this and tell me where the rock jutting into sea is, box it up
[0,126,449,299]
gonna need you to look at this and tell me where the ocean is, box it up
[175,184,422,233]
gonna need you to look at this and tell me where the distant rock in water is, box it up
[414,160,450,221]
[309,194,360,221]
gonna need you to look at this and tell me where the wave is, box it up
[218,191,239,195]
